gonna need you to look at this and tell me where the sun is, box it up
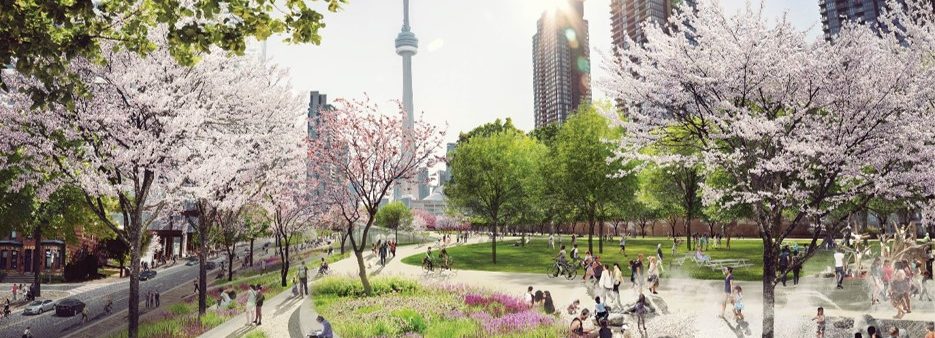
[523,0,571,17]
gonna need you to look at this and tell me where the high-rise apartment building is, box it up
[533,0,591,128]
[818,0,885,40]
[610,0,676,50]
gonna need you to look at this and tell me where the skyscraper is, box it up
[818,0,885,41]
[533,0,591,128]
[610,0,675,50]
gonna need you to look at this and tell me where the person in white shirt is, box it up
[548,234,555,249]
[833,249,846,289]
[525,286,535,305]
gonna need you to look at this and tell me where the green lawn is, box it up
[401,237,835,281]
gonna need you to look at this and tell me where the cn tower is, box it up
[395,0,418,130]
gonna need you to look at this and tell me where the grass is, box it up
[312,276,563,337]
[401,237,835,281]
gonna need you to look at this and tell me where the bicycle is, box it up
[422,257,435,272]
[547,260,577,280]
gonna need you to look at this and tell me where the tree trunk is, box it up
[395,226,399,244]
[761,241,777,338]
[127,212,143,338]
[340,231,349,255]
[353,249,371,292]
[32,220,43,298]
[685,208,693,251]
[587,215,595,255]
[226,246,234,281]
[279,240,290,287]
[249,238,254,267]
[598,219,604,254]
[491,220,498,264]
[197,216,208,315]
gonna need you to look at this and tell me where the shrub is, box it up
[424,318,480,338]
[169,302,195,316]
[392,308,427,333]
[200,311,225,328]
[313,276,420,297]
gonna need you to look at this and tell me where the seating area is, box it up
[672,253,752,271]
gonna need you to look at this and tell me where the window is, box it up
[0,250,7,270]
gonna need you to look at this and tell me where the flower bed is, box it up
[312,276,563,338]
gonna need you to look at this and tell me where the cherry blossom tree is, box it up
[312,98,444,295]
[605,2,935,336]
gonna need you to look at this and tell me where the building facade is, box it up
[610,0,674,49]
[533,0,591,128]
[819,0,885,41]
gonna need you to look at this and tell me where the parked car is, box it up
[140,270,157,281]
[23,299,55,315]
[55,299,86,317]
[205,261,217,270]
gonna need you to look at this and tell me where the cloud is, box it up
[426,38,445,52]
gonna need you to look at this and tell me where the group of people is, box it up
[9,283,35,302]
[868,256,933,319]
[423,246,451,271]
[523,286,557,315]
[244,284,265,326]
[144,289,161,308]
[372,239,397,267]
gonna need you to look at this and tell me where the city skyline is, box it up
[261,0,821,142]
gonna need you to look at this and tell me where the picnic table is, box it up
[672,253,752,270]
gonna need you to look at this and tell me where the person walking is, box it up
[298,263,309,297]
[379,242,388,266]
[599,264,614,302]
[11,284,17,302]
[612,263,623,308]
[635,293,648,332]
[834,249,846,289]
[732,285,744,321]
[656,243,664,263]
[619,236,626,256]
[792,256,803,286]
[870,257,884,305]
[634,254,645,291]
[812,307,826,338]
[779,245,790,287]
[23,326,33,338]
[254,285,264,325]
[647,256,662,294]
[155,290,160,307]
[80,306,89,324]
[245,285,256,325]
[548,234,554,249]
[720,267,734,318]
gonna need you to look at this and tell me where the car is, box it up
[205,261,217,270]
[55,298,85,317]
[140,270,157,281]
[23,299,55,315]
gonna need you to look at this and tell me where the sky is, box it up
[262,0,821,143]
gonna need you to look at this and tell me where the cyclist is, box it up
[439,248,451,270]
[554,245,570,276]
[317,257,329,276]
[423,246,435,271]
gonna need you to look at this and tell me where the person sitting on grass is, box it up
[570,309,592,337]
[567,299,581,315]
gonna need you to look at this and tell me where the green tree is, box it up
[374,201,413,243]
[552,105,637,254]
[639,163,701,247]
[447,130,546,263]
[1,0,345,107]
[241,204,270,267]
[0,155,102,296]
[457,117,522,144]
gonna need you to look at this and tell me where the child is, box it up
[566,299,580,315]
[732,285,744,321]
[812,307,825,338]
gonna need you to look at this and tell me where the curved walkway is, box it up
[201,236,935,337]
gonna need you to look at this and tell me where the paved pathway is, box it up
[199,236,935,337]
